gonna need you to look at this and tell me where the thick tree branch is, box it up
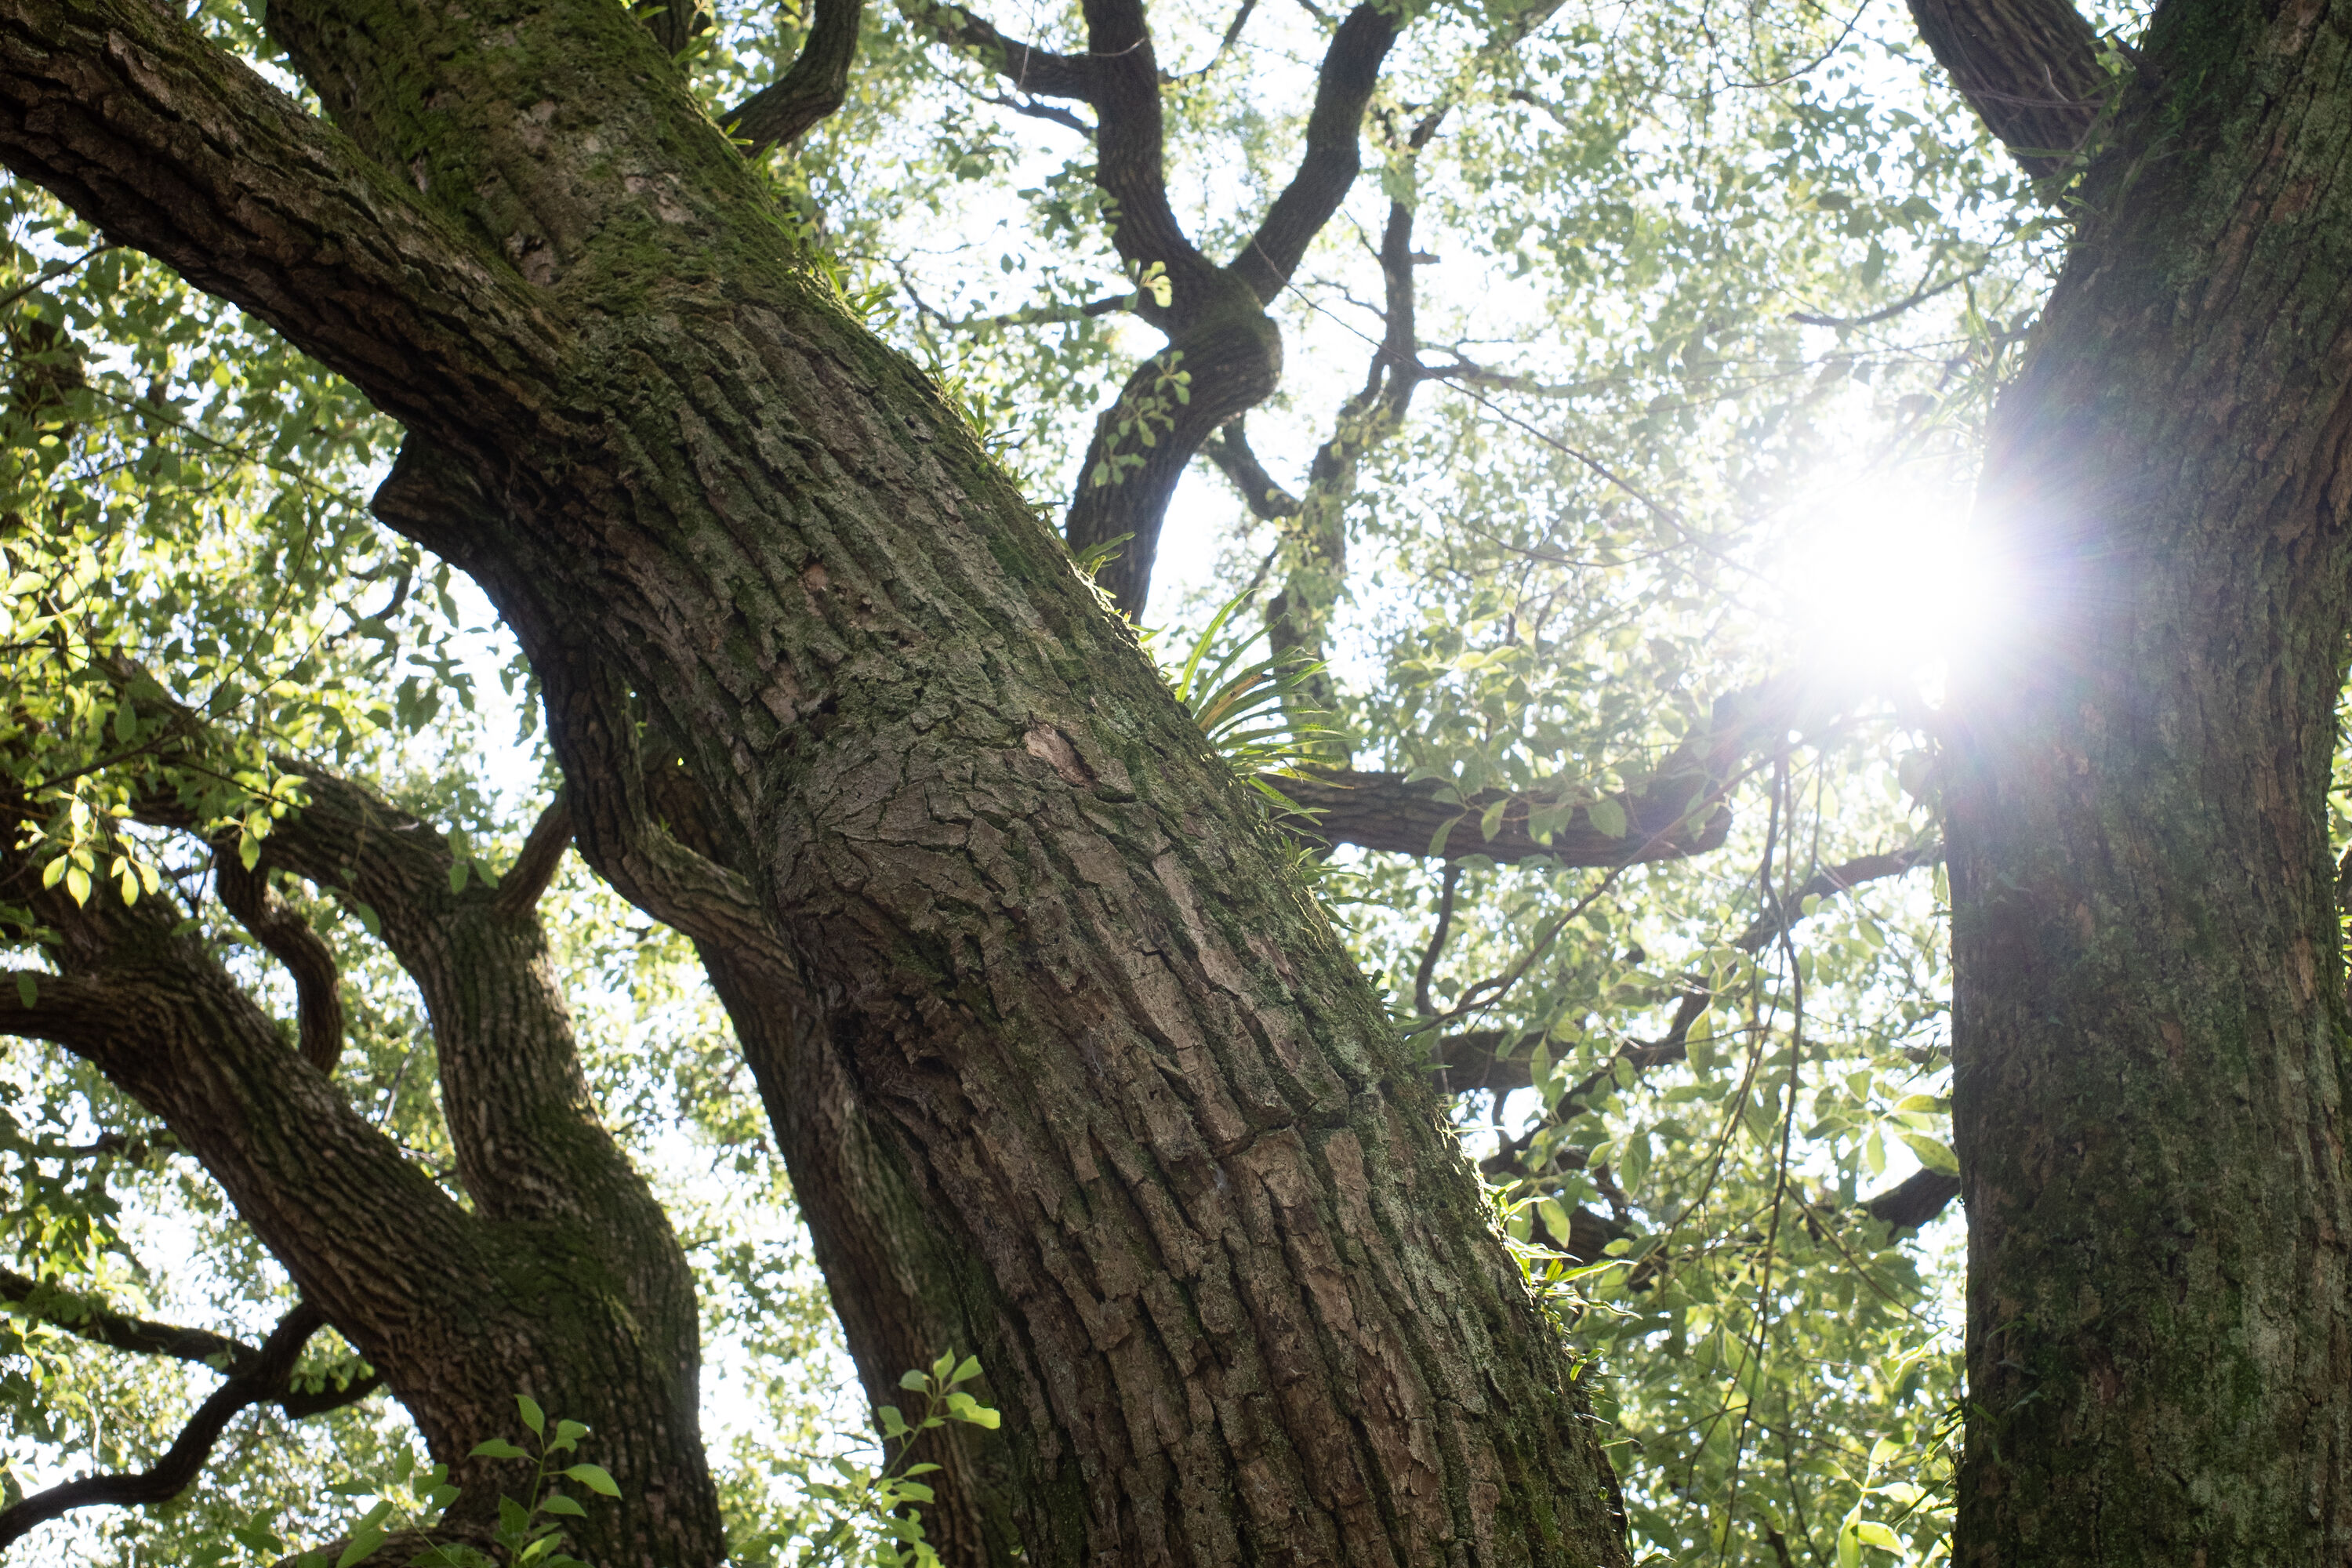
[1227,2,1401,300]
[0,0,567,452]
[1287,674,1802,863]
[212,853,345,1074]
[492,794,574,919]
[1909,0,2107,183]
[374,440,786,972]
[725,0,868,154]
[0,1301,328,1548]
[1862,1167,1962,1229]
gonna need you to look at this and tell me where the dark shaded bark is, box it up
[0,0,1636,1559]
[1942,0,2352,1553]
[1860,1168,1960,1232]
[1907,0,2107,181]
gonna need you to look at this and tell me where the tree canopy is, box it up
[0,0,2337,1559]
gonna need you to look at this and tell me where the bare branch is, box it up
[1203,420,1301,520]
[1413,863,1463,1018]
[1228,2,1403,301]
[0,1268,253,1371]
[975,89,1096,135]
[725,0,868,154]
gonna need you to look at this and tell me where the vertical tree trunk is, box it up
[1946,0,2352,1555]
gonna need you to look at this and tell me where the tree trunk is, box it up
[1945,0,2352,1554]
[0,0,1636,1558]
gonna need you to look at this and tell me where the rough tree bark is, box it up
[1933,0,2352,1553]
[0,0,1633,1562]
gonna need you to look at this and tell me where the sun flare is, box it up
[1780,472,1996,697]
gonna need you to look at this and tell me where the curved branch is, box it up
[725,0,868,154]
[374,438,784,971]
[212,852,345,1073]
[492,794,574,918]
[898,0,1096,99]
[1202,420,1301,521]
[0,1301,327,1548]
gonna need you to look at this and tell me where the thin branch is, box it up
[1413,863,1464,1018]
[1788,269,1977,329]
[0,1268,252,1371]
[0,1301,346,1548]
[1201,420,1301,520]
[975,89,1095,135]
[1436,844,1943,1100]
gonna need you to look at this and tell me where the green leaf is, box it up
[517,1394,546,1436]
[1853,1521,1901,1549]
[13,972,34,1008]
[950,1355,982,1385]
[336,1526,387,1567]
[1897,1131,1960,1175]
[1585,796,1629,839]
[563,1463,619,1497]
[899,1368,931,1391]
[470,1438,531,1460]
[539,1493,588,1517]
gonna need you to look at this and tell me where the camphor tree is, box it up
[0,0,2343,1558]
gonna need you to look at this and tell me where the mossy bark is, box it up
[1946,0,2352,1555]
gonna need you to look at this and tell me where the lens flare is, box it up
[1779,474,1994,699]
